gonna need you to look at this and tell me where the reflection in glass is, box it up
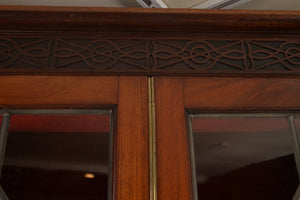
[0,113,112,200]
[191,117,298,200]
[297,118,300,134]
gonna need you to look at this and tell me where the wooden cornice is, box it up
[0,6,300,34]
[0,6,300,76]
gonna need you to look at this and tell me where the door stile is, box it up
[154,77,193,200]
[115,76,150,200]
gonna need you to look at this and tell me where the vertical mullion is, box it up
[287,116,300,200]
[288,116,300,179]
[155,77,192,200]
[0,113,10,177]
[187,114,198,200]
[108,109,114,200]
[115,76,149,200]
[0,113,11,200]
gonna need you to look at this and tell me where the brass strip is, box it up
[148,77,157,200]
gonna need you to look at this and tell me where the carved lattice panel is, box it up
[1,37,300,75]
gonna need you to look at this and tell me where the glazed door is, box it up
[2,75,300,200]
[155,76,300,200]
[0,76,149,200]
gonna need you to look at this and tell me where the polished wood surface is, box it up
[0,75,150,199]
[115,76,149,200]
[155,77,192,200]
[154,76,300,200]
[1,6,300,34]
[1,7,300,76]
[0,76,118,108]
[184,77,300,111]
[1,6,300,200]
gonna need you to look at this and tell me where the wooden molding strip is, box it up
[1,7,300,76]
[1,6,300,33]
[1,37,300,76]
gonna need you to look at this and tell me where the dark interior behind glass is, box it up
[0,113,111,200]
[191,117,298,200]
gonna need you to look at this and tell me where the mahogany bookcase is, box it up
[0,6,300,200]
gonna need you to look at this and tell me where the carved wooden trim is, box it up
[1,36,300,75]
[1,7,300,75]
[1,6,300,33]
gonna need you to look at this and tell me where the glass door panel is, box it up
[189,115,300,200]
[0,110,113,200]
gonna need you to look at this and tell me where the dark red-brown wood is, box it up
[115,76,149,200]
[155,77,192,200]
[154,76,300,200]
[1,6,300,200]
[184,77,300,111]
[1,6,300,34]
[0,76,118,108]
[1,7,300,76]
[0,75,150,200]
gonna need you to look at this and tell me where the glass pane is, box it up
[0,113,112,200]
[191,117,298,200]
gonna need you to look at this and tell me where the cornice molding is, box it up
[1,7,300,76]
[1,6,300,33]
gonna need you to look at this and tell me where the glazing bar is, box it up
[191,113,299,119]
[0,113,10,178]
[0,113,10,200]
[107,109,114,200]
[187,114,198,200]
[0,110,110,115]
[288,116,300,200]
[288,116,300,179]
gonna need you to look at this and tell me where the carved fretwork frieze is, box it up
[1,37,300,75]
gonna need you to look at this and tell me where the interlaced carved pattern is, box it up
[53,39,150,70]
[152,40,300,72]
[0,38,51,69]
[0,37,300,74]
[153,40,248,71]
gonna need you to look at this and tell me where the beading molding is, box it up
[1,37,300,75]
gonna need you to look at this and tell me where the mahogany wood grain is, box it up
[155,77,192,200]
[0,76,118,107]
[2,7,300,77]
[115,76,149,200]
[1,6,300,35]
[184,77,300,110]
